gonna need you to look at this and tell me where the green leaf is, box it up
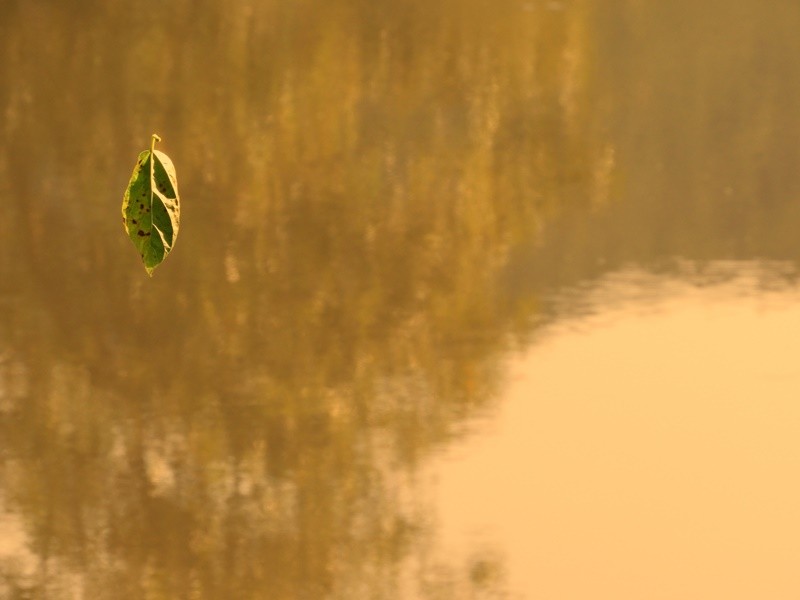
[121,134,180,276]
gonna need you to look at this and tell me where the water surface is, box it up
[2,0,800,598]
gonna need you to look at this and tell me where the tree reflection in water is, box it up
[0,0,609,597]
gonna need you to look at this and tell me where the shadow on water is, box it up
[0,0,608,598]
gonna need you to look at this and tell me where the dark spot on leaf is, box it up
[131,219,137,225]
[139,204,144,209]
[137,230,146,236]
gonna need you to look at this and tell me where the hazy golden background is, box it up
[3,0,800,598]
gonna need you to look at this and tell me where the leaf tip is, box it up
[150,133,161,155]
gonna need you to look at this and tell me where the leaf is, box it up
[121,134,180,276]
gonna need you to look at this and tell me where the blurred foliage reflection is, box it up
[0,0,610,598]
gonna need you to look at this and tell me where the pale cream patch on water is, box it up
[0,491,37,593]
[429,263,800,599]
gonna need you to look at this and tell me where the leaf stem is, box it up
[150,133,161,155]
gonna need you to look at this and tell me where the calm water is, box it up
[3,1,800,598]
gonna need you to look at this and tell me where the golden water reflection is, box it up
[433,265,800,599]
[0,0,605,598]
[4,0,800,598]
